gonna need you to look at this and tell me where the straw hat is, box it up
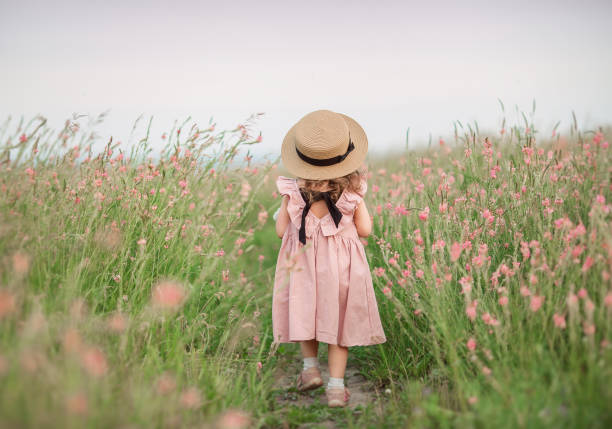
[281,110,368,180]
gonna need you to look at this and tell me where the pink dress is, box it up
[272,175,386,347]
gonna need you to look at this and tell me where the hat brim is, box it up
[281,113,368,180]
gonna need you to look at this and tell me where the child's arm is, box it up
[354,200,372,237]
[275,195,290,238]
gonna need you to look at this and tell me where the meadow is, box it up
[0,109,610,428]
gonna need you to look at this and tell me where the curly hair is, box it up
[296,165,368,204]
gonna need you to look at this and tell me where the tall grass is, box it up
[357,114,611,427]
[0,110,609,428]
[0,113,277,428]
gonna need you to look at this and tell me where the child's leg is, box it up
[300,339,319,358]
[300,339,319,370]
[327,344,348,379]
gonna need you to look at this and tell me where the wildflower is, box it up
[577,288,588,299]
[415,269,424,279]
[530,295,544,312]
[482,366,492,376]
[605,293,612,308]
[498,296,508,306]
[80,346,108,378]
[467,338,476,351]
[468,396,478,405]
[151,280,187,310]
[63,328,83,353]
[155,372,176,395]
[418,206,430,221]
[240,181,251,198]
[137,238,147,246]
[553,313,566,329]
[108,313,127,333]
[450,242,462,262]
[481,312,499,326]
[581,256,594,273]
[583,322,595,336]
[180,387,202,409]
[466,300,478,321]
[12,251,30,275]
[216,249,225,257]
[257,210,268,225]
[217,409,252,429]
[0,290,16,319]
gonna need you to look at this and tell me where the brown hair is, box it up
[297,165,367,204]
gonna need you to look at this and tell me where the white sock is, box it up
[303,357,319,370]
[327,377,344,389]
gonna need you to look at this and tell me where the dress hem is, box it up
[273,334,386,348]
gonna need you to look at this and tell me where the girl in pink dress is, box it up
[272,109,386,408]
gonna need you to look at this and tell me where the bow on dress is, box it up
[298,189,343,245]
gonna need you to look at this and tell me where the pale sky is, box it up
[1,0,611,161]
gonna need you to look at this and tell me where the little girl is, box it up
[272,109,386,408]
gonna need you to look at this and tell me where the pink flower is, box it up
[577,288,588,299]
[498,296,508,306]
[80,346,108,378]
[481,312,499,326]
[415,269,424,279]
[553,313,566,329]
[107,313,127,333]
[482,366,492,376]
[467,338,476,351]
[151,280,187,310]
[450,242,462,262]
[180,387,202,409]
[257,210,268,225]
[217,409,252,429]
[583,322,595,336]
[466,300,478,321]
[530,295,544,312]
[0,290,16,319]
[418,206,430,221]
[468,396,478,405]
[155,372,177,395]
[12,251,31,275]
[581,256,594,272]
[604,293,612,308]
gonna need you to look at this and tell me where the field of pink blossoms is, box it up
[0,111,610,428]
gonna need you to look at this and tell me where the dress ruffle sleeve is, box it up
[336,176,367,214]
[276,175,307,230]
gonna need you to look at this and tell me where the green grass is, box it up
[0,113,610,428]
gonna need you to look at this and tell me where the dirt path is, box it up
[272,356,385,414]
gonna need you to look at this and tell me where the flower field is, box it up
[0,111,610,428]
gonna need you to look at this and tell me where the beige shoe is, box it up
[326,386,350,407]
[296,366,323,391]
